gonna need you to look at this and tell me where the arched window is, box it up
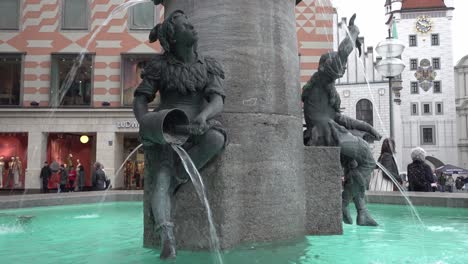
[356,99,373,126]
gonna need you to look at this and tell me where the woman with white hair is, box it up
[407,147,434,192]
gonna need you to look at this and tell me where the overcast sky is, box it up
[330,0,468,65]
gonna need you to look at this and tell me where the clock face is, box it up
[416,16,432,33]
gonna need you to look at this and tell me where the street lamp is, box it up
[375,36,406,138]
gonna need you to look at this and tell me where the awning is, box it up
[435,164,468,175]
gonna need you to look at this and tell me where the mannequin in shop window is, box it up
[15,156,22,187]
[0,156,4,188]
[68,69,88,105]
[7,157,16,188]
[66,153,73,169]
[125,161,133,189]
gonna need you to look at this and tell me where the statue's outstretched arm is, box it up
[337,14,361,67]
[335,113,381,140]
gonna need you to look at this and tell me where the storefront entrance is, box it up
[0,133,27,189]
[47,133,95,190]
[123,136,144,190]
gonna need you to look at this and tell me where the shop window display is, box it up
[0,133,28,189]
[0,54,22,106]
[124,160,145,189]
[50,54,93,107]
[0,156,4,188]
[47,133,94,190]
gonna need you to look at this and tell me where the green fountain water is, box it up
[1,202,467,264]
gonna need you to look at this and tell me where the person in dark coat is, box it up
[407,147,434,192]
[376,138,401,190]
[92,162,108,191]
[77,165,85,191]
[39,161,52,193]
[455,176,464,191]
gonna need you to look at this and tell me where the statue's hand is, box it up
[369,128,382,141]
[138,113,157,147]
[348,14,360,37]
[191,114,209,135]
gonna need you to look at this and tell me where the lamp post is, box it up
[375,35,405,138]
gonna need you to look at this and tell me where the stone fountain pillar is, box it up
[143,0,342,250]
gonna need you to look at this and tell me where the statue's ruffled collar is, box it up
[165,52,204,66]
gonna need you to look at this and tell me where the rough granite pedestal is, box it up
[144,0,342,250]
[144,145,342,249]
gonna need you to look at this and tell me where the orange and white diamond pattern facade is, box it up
[0,0,334,190]
[1,0,163,107]
[296,0,334,86]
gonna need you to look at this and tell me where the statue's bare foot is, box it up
[159,225,177,259]
[342,206,353,225]
[356,212,378,226]
[160,242,176,259]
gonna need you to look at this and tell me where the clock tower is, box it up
[384,0,458,169]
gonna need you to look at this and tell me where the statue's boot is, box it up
[342,189,353,224]
[354,196,378,226]
[342,202,353,225]
[159,222,177,259]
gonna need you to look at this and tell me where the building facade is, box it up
[385,0,458,170]
[296,0,335,87]
[0,0,333,190]
[0,0,163,190]
[455,55,468,169]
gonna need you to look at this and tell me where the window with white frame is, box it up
[411,82,419,94]
[121,54,158,106]
[62,0,89,30]
[50,54,94,107]
[410,59,418,70]
[422,102,432,115]
[432,58,440,69]
[409,35,417,47]
[435,102,443,114]
[128,2,157,30]
[0,53,22,106]
[411,103,418,115]
[356,99,373,126]
[433,81,441,93]
[431,34,439,46]
[420,125,436,145]
[0,0,19,30]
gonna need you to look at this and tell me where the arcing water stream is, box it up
[172,144,224,264]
